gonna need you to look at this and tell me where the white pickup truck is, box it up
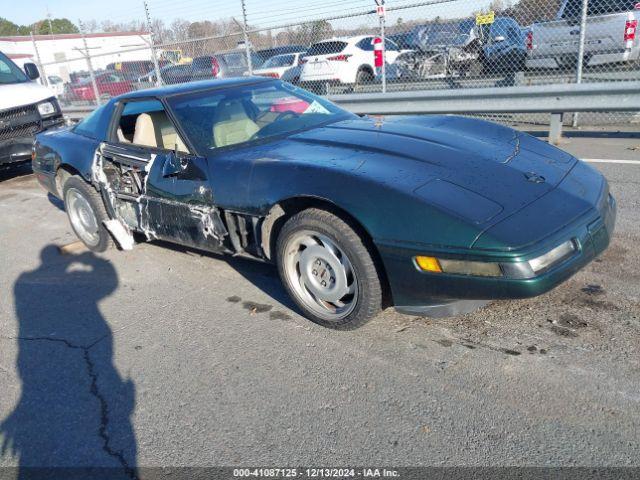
[527,0,639,69]
[0,51,64,168]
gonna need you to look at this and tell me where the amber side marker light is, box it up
[415,256,503,277]
[415,256,442,273]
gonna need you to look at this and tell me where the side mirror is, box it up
[162,151,188,177]
[24,63,40,80]
[493,35,506,43]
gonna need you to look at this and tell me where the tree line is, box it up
[0,17,79,35]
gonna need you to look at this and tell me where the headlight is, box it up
[528,240,576,273]
[37,100,57,117]
[414,239,577,279]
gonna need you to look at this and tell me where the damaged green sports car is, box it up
[32,78,616,329]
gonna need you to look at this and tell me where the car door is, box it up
[484,19,516,72]
[99,98,229,253]
[385,39,401,63]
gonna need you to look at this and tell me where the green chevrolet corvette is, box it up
[32,78,616,328]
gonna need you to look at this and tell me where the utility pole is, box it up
[573,0,589,127]
[143,0,164,86]
[30,31,48,87]
[240,0,253,75]
[79,20,101,106]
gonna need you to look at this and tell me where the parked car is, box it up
[253,52,306,81]
[527,0,640,69]
[216,48,264,76]
[189,55,222,81]
[0,51,64,169]
[256,45,307,64]
[300,35,403,92]
[107,60,156,79]
[47,75,65,97]
[32,77,615,329]
[68,71,134,101]
[383,17,528,82]
[137,64,194,86]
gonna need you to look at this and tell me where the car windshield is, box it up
[262,54,296,68]
[0,52,29,85]
[168,80,355,153]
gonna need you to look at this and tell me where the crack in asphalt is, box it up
[1,335,138,480]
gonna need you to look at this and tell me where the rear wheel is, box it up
[355,68,374,87]
[63,176,113,252]
[276,208,382,329]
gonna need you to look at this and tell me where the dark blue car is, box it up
[32,78,615,329]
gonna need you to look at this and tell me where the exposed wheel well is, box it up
[263,197,392,307]
[55,164,82,198]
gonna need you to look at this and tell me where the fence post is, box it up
[379,8,386,93]
[144,0,163,86]
[549,113,564,145]
[30,32,48,87]
[79,21,101,106]
[240,0,254,75]
[572,0,589,127]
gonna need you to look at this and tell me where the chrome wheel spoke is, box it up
[66,189,100,247]
[283,230,359,322]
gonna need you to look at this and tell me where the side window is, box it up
[115,99,189,153]
[357,38,375,51]
[74,104,107,139]
[386,39,400,51]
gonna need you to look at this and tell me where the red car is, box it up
[68,71,134,102]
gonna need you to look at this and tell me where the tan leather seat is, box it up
[132,112,188,152]
[213,100,259,148]
[117,127,131,143]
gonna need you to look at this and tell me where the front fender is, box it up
[247,158,484,251]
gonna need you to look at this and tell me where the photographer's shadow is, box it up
[0,246,137,480]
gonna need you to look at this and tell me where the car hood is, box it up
[0,81,53,110]
[289,115,577,228]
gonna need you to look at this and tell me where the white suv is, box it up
[300,35,402,92]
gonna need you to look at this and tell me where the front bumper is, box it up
[0,116,64,167]
[380,192,616,311]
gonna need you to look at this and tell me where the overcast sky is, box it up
[6,0,496,31]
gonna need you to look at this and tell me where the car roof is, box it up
[268,52,304,58]
[116,76,272,100]
[312,35,374,45]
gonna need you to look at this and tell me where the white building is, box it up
[0,31,152,82]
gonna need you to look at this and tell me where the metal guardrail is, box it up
[329,82,640,114]
[62,82,640,144]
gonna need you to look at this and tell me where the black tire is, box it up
[355,68,374,87]
[62,175,113,252]
[276,208,383,330]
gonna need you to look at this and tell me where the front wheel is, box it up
[276,208,382,329]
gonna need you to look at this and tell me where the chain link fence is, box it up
[7,0,639,127]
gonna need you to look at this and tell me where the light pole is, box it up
[143,0,163,87]
[573,0,589,127]
[240,0,253,76]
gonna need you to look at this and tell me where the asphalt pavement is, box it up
[0,136,639,476]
